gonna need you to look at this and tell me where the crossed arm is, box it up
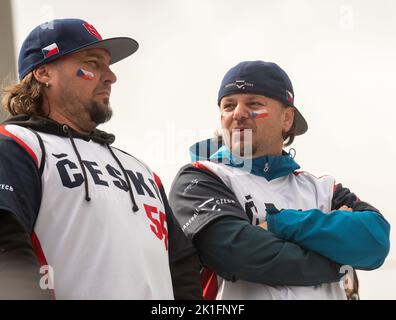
[169,165,346,296]
[169,165,391,299]
[263,184,390,270]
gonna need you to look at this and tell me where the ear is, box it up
[282,106,295,133]
[32,65,51,85]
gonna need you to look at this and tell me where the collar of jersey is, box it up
[209,146,300,181]
[2,114,115,145]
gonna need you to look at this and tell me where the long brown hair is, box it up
[1,72,46,116]
[283,106,296,147]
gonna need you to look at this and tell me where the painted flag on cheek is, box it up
[251,109,269,119]
[221,110,234,119]
[76,69,95,80]
[42,43,59,58]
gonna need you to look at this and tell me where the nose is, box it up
[232,103,249,121]
[102,66,117,84]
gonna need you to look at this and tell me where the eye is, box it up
[221,103,236,111]
[86,60,99,68]
[248,101,264,107]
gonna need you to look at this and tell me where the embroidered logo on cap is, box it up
[83,22,103,40]
[225,80,254,90]
[42,43,59,58]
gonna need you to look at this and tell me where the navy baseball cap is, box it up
[18,18,139,80]
[217,61,308,135]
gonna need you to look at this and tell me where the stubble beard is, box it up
[57,84,113,131]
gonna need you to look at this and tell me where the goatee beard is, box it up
[89,101,113,125]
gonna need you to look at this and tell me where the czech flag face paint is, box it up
[76,68,95,80]
[250,109,269,119]
[221,108,269,120]
[221,110,234,119]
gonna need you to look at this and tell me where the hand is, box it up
[338,205,353,212]
[258,221,268,230]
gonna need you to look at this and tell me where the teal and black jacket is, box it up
[169,139,390,299]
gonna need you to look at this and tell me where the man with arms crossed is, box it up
[169,60,390,299]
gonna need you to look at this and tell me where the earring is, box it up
[45,82,49,88]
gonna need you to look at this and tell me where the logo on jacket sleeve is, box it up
[0,183,14,192]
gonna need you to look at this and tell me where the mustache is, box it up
[93,86,112,95]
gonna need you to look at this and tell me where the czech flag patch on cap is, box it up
[42,43,59,59]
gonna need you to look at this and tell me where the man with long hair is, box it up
[0,18,190,299]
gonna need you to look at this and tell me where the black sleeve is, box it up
[169,252,203,300]
[0,134,50,298]
[169,164,342,286]
[0,135,42,232]
[155,175,195,263]
[166,208,202,299]
[169,164,249,241]
[0,210,52,299]
[195,216,342,286]
[154,174,201,299]
[332,183,381,213]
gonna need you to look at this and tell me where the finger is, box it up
[258,221,268,230]
[339,205,353,211]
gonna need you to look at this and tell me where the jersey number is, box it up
[144,204,168,250]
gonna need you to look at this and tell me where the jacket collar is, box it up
[189,139,300,181]
[2,114,115,145]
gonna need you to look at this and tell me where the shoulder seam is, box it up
[0,125,40,167]
[26,129,46,176]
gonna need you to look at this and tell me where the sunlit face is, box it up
[47,48,117,132]
[219,93,294,157]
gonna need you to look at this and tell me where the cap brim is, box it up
[76,37,139,64]
[294,107,308,135]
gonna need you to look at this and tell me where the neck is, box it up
[252,150,283,158]
[252,141,284,158]
[239,145,283,159]
[42,97,95,135]
[49,112,94,135]
[227,147,284,160]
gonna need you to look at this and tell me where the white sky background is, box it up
[10,0,396,299]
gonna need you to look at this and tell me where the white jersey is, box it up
[0,124,174,299]
[199,160,346,300]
